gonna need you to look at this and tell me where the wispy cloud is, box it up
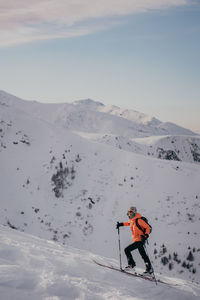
[0,0,190,47]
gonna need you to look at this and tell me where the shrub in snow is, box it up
[160,244,167,256]
[157,147,181,161]
[75,154,81,162]
[187,251,194,262]
[51,161,76,198]
[169,262,173,270]
[191,143,200,162]
[83,223,93,236]
[7,220,17,230]
[182,261,187,268]
[161,256,169,266]
[192,268,196,274]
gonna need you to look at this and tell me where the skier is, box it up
[116,206,153,274]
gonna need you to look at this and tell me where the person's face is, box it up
[127,210,135,219]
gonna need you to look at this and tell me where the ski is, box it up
[93,260,177,286]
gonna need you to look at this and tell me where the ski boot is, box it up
[143,263,153,275]
[125,263,136,272]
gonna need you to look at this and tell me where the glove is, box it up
[116,222,124,229]
[141,234,149,243]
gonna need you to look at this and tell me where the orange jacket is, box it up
[123,213,150,242]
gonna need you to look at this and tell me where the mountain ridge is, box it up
[0,90,196,136]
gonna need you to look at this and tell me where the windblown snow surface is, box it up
[0,225,200,300]
[0,90,200,299]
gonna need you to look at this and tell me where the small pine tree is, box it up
[160,244,167,255]
[187,251,194,262]
[182,261,187,268]
[192,268,196,274]
[161,256,169,266]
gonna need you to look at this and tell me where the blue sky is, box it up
[0,1,199,133]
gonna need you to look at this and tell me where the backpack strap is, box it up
[135,218,146,235]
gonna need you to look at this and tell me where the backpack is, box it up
[135,217,152,235]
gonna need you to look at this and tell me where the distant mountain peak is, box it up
[0,90,14,98]
[73,98,104,107]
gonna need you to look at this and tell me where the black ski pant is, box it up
[124,241,151,267]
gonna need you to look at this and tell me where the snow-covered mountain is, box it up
[0,90,196,137]
[0,90,200,291]
[1,90,199,165]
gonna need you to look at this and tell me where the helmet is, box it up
[128,206,137,214]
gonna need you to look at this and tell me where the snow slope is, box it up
[0,90,200,290]
[74,132,200,164]
[0,225,200,300]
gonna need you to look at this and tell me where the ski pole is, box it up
[117,227,123,270]
[144,243,157,285]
